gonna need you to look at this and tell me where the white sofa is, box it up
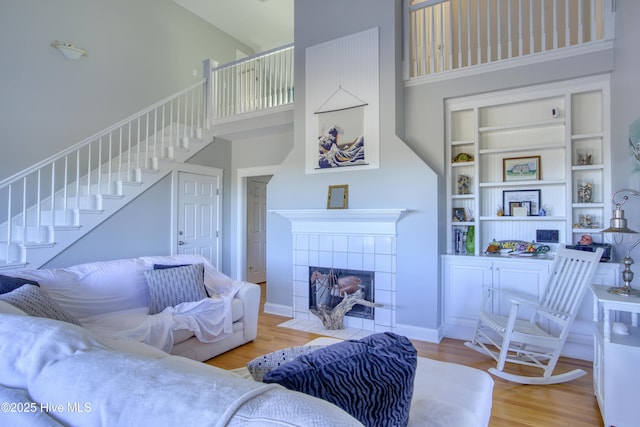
[2,254,260,361]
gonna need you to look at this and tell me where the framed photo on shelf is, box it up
[452,208,466,222]
[503,156,541,181]
[502,189,541,216]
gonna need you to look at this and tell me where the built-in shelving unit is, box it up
[445,75,611,254]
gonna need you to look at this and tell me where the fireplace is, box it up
[309,267,375,320]
[273,208,407,333]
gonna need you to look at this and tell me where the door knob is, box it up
[178,240,185,246]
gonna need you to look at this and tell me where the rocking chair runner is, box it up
[465,246,603,385]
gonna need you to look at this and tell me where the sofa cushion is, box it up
[0,273,39,295]
[263,332,417,427]
[144,263,208,315]
[0,285,81,326]
[247,345,324,381]
[0,314,108,389]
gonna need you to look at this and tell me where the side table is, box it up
[590,284,640,427]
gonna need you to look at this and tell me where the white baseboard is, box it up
[394,323,442,344]
[264,302,292,317]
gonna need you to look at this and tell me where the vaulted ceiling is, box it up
[174,0,294,53]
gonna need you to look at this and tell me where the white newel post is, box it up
[202,58,217,131]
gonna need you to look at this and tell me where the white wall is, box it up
[0,0,253,181]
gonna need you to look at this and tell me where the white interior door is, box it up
[177,171,220,268]
[246,177,269,283]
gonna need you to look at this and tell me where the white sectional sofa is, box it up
[2,254,260,361]
[0,254,495,426]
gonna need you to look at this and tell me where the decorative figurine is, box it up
[577,180,593,203]
[457,175,470,195]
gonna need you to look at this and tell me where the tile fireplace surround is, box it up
[273,209,407,335]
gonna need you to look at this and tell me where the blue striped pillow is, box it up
[263,332,417,426]
[144,263,207,314]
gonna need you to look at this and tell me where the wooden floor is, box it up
[206,284,604,427]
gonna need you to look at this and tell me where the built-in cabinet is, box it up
[442,255,620,360]
[591,285,640,427]
[446,76,611,254]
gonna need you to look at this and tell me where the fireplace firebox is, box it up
[309,267,375,320]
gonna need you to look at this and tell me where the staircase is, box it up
[0,79,213,270]
[1,48,295,271]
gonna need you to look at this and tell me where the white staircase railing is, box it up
[0,79,208,268]
[404,0,616,79]
[211,44,294,121]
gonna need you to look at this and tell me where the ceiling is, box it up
[174,0,294,53]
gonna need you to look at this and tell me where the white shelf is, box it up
[572,132,604,141]
[479,215,565,221]
[451,139,475,146]
[479,118,565,133]
[573,227,604,233]
[479,179,565,188]
[574,202,603,210]
[479,143,565,155]
[451,161,474,167]
[571,164,604,171]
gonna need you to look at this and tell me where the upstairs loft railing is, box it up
[404,0,616,80]
[0,80,207,264]
[210,44,294,121]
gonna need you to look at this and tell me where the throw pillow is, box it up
[153,263,210,297]
[0,284,81,326]
[247,345,324,381]
[0,273,39,295]
[144,263,207,315]
[263,332,417,427]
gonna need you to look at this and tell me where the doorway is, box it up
[174,168,222,269]
[236,165,279,282]
[246,175,271,283]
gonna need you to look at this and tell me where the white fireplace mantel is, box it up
[271,209,408,235]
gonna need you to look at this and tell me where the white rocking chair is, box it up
[464,246,603,385]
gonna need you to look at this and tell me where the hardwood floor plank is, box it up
[205,284,603,426]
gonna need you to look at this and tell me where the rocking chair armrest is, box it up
[507,295,571,319]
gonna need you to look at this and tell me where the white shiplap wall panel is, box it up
[305,28,380,173]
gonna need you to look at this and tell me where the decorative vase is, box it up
[465,226,475,254]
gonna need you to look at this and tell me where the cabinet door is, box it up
[492,260,550,321]
[443,258,491,331]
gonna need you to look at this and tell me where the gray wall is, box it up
[267,0,439,333]
[0,0,253,181]
[44,176,173,268]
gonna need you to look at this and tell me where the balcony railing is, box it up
[404,0,615,80]
[210,44,294,121]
